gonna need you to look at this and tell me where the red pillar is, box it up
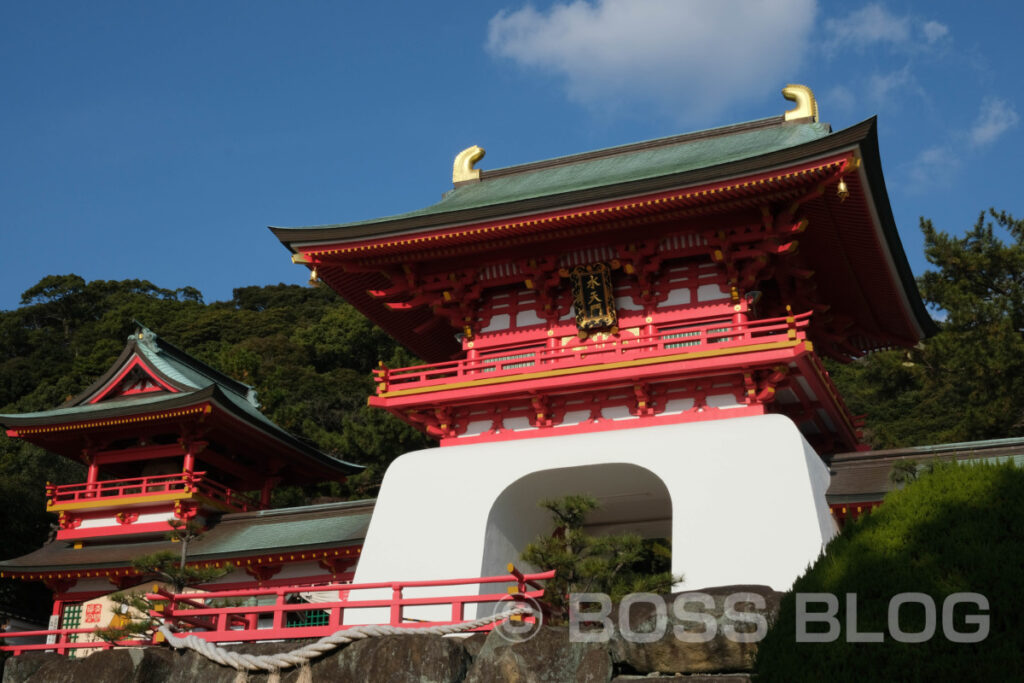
[84,453,98,498]
[260,477,280,508]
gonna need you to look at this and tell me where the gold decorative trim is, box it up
[782,84,819,122]
[379,340,804,398]
[453,145,485,183]
[13,405,213,436]
[47,491,193,512]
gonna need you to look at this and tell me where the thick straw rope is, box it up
[156,606,529,673]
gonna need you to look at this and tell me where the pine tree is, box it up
[521,494,679,620]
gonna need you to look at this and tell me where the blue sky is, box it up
[1,1,1021,311]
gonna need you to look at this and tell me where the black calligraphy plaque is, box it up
[570,263,617,333]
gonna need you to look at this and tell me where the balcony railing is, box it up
[374,312,811,395]
[45,471,263,513]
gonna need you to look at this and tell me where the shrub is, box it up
[756,462,1024,680]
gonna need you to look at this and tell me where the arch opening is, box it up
[479,462,673,598]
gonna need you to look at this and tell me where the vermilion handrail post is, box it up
[272,591,285,631]
[450,599,464,622]
[389,584,402,626]
[329,600,343,628]
[508,563,527,594]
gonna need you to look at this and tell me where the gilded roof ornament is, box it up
[782,84,819,123]
[452,145,485,184]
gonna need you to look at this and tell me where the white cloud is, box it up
[905,145,960,194]
[486,0,817,121]
[823,4,910,54]
[822,85,856,114]
[823,5,951,56]
[969,97,1019,146]
[867,66,914,104]
[921,20,948,44]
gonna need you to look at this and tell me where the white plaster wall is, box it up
[348,414,834,623]
[79,511,171,529]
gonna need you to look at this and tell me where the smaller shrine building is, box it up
[0,325,369,635]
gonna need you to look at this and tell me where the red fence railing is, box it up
[0,567,553,656]
[374,312,811,394]
[148,566,554,644]
[0,628,146,657]
[46,471,262,512]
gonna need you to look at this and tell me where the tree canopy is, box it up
[829,209,1024,447]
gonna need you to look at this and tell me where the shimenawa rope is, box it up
[156,606,530,681]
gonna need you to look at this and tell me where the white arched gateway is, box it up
[348,415,835,623]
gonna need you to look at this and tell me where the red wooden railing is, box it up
[0,568,553,656]
[45,471,262,512]
[374,312,811,393]
[0,628,146,657]
[148,566,554,644]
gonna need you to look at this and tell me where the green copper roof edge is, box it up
[832,435,1024,464]
[220,498,375,521]
[135,322,259,406]
[478,114,788,178]
[268,119,863,244]
[202,384,363,473]
[0,385,362,474]
[270,115,791,239]
[0,386,217,424]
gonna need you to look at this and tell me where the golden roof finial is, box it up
[452,145,485,184]
[782,84,819,123]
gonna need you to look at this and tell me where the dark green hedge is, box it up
[756,462,1024,681]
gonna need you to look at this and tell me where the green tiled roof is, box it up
[0,392,186,421]
[828,436,1024,502]
[274,117,831,234]
[194,501,372,556]
[0,500,374,572]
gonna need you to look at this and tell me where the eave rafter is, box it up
[366,264,486,338]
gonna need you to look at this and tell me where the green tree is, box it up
[831,209,1024,447]
[521,494,678,619]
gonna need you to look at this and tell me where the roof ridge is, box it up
[831,435,1024,464]
[477,115,790,181]
[219,498,377,522]
[133,322,259,407]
